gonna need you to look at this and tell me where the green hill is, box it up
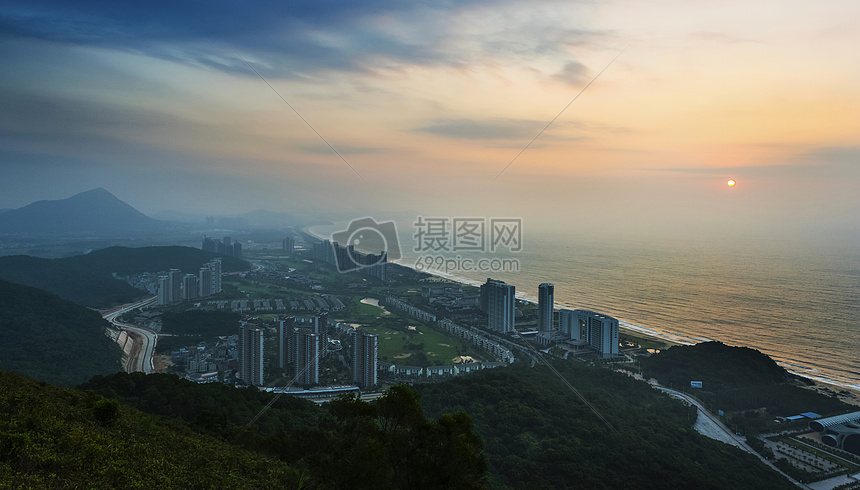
[0,370,302,488]
[77,374,488,489]
[639,341,851,417]
[60,245,250,276]
[0,255,144,308]
[79,372,323,439]
[418,362,794,489]
[0,280,123,387]
[0,246,250,308]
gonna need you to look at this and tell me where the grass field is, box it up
[225,277,313,299]
[362,321,469,366]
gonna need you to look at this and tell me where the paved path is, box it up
[655,386,809,489]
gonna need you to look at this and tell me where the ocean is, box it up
[309,221,860,390]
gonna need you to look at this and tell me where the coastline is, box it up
[302,224,858,393]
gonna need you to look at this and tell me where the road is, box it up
[655,386,809,488]
[102,296,158,374]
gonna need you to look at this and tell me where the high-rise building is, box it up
[156,275,169,305]
[277,318,295,370]
[294,329,319,386]
[351,329,378,389]
[202,236,216,252]
[483,278,516,333]
[198,266,212,298]
[562,310,619,358]
[238,322,264,386]
[558,309,585,341]
[208,258,222,294]
[538,283,554,332]
[232,242,242,258]
[223,236,232,247]
[182,274,198,300]
[168,269,183,303]
[283,237,295,253]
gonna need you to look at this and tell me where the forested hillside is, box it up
[0,370,302,488]
[0,255,143,307]
[81,374,488,489]
[60,245,249,275]
[0,280,123,387]
[418,362,794,489]
[639,342,851,416]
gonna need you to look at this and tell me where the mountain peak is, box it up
[0,188,167,236]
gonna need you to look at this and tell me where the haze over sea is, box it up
[312,221,860,391]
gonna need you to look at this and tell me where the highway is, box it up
[102,296,158,374]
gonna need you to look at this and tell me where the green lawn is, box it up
[362,321,468,367]
[225,278,312,299]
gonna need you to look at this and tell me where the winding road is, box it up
[102,296,158,374]
[655,386,808,488]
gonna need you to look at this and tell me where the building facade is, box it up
[538,283,554,332]
[238,322,264,386]
[482,278,516,333]
[294,329,320,386]
[351,328,378,389]
[182,274,198,300]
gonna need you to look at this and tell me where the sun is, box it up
[727,179,736,187]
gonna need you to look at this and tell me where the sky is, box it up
[1,0,858,240]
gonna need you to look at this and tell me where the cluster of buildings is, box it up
[378,359,507,381]
[206,295,345,314]
[312,239,387,280]
[421,284,479,311]
[202,235,242,258]
[236,313,380,390]
[156,258,222,306]
[437,319,516,364]
[384,296,437,323]
[479,278,620,358]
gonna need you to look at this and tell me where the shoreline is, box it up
[301,225,859,392]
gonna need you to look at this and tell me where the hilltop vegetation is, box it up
[23,373,486,490]
[0,255,143,307]
[0,280,123,387]
[79,372,323,439]
[0,370,302,488]
[639,342,851,419]
[418,362,794,489]
[83,365,793,489]
[0,245,249,308]
[61,245,249,276]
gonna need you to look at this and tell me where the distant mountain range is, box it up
[0,188,170,235]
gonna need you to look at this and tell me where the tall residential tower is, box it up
[481,278,516,334]
[538,283,554,332]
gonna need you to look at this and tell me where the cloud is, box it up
[300,144,389,155]
[416,118,543,140]
[649,147,860,180]
[0,1,607,80]
[553,60,590,85]
[0,1,484,77]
